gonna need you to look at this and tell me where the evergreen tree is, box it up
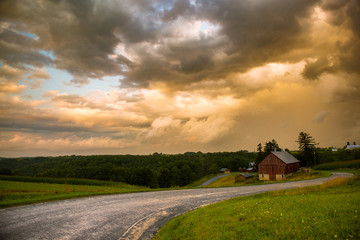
[264,139,280,154]
[296,132,318,166]
[256,143,263,164]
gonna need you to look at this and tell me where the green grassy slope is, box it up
[0,179,149,208]
[205,171,331,188]
[154,174,360,240]
[314,159,360,170]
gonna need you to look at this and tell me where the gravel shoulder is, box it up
[0,172,353,240]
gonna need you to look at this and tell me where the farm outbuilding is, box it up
[235,173,254,182]
[220,168,230,174]
[258,150,300,181]
[345,144,359,150]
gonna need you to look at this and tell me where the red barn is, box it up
[258,151,300,180]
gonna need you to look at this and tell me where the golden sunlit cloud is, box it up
[0,0,359,157]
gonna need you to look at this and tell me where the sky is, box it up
[0,0,359,157]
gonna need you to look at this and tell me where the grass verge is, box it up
[154,173,360,240]
[205,171,331,188]
[0,175,130,186]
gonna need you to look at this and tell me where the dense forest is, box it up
[0,151,255,188]
[1,148,359,188]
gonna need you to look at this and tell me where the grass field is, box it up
[314,159,360,170]
[154,173,360,240]
[205,171,331,188]
[0,173,228,208]
[0,179,149,208]
[0,175,131,186]
[0,170,334,208]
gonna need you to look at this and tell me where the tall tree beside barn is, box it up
[256,140,281,164]
[296,132,318,167]
[256,143,264,164]
[264,140,280,154]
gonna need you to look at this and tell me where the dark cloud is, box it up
[162,0,194,21]
[0,28,53,69]
[0,116,91,133]
[198,0,317,50]
[321,0,348,10]
[301,0,360,79]
[302,56,335,80]
[0,0,154,83]
[1,0,359,90]
[122,0,321,88]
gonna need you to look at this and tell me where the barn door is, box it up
[270,166,276,180]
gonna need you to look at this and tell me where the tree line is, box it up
[1,132,359,188]
[0,151,255,188]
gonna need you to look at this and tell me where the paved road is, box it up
[0,172,353,240]
[198,173,232,187]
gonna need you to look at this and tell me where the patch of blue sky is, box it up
[153,1,173,12]
[189,0,197,7]
[21,86,44,102]
[42,68,121,96]
[99,76,122,89]
[23,64,34,70]
[200,22,211,31]
[15,30,39,40]
[42,67,79,94]
[200,21,219,32]
[39,50,56,60]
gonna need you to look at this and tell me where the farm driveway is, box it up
[0,172,353,240]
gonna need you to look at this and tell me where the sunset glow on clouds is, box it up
[0,0,359,157]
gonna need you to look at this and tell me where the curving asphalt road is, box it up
[198,173,231,187]
[0,172,353,240]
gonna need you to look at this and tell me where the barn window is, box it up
[281,174,284,179]
[262,174,264,178]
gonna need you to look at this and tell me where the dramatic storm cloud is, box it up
[0,0,359,157]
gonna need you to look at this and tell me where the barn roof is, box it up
[346,144,359,150]
[220,168,229,171]
[271,151,299,164]
[239,173,254,178]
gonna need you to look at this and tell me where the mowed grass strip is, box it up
[314,159,360,170]
[0,180,149,208]
[154,176,360,240]
[206,171,331,188]
[0,175,126,186]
